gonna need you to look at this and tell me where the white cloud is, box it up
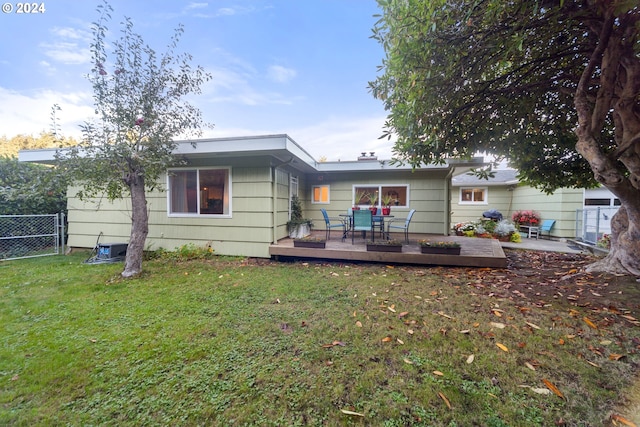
[0,87,93,138]
[186,2,208,10]
[201,114,395,162]
[204,66,299,106]
[40,26,92,65]
[267,65,297,84]
[290,115,395,162]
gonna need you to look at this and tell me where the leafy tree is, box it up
[0,132,77,158]
[0,156,66,215]
[56,2,212,277]
[370,0,640,276]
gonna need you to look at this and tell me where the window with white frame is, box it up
[353,185,409,207]
[312,185,330,204]
[168,167,231,216]
[459,187,487,204]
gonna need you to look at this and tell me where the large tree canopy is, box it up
[56,2,211,277]
[370,0,640,275]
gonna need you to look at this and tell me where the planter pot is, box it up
[382,207,391,215]
[421,246,461,255]
[367,243,402,253]
[369,207,378,215]
[294,240,326,249]
[289,223,311,239]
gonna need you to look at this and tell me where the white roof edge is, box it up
[19,136,486,174]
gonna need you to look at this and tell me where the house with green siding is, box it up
[451,169,603,239]
[20,134,485,258]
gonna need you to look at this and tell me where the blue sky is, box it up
[0,0,395,160]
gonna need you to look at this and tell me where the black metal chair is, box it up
[386,209,416,243]
[320,208,346,241]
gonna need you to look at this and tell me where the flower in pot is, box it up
[511,210,540,226]
[380,194,393,215]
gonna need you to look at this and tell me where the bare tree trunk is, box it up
[585,206,640,276]
[122,175,148,278]
[573,6,640,277]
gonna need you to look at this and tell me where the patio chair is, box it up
[320,208,346,241]
[539,219,555,239]
[386,209,416,243]
[352,209,374,244]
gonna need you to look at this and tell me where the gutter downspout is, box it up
[272,158,294,244]
[445,167,455,236]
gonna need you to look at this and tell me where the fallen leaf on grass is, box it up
[496,343,509,352]
[381,336,393,343]
[340,409,364,417]
[437,311,453,319]
[519,385,551,395]
[490,322,506,329]
[322,341,346,348]
[583,316,598,329]
[525,322,541,330]
[355,321,363,328]
[611,414,637,427]
[397,338,404,344]
[399,311,409,318]
[438,392,452,409]
[433,371,444,376]
[525,362,536,371]
[609,353,625,361]
[388,306,396,313]
[466,354,475,364]
[542,379,565,399]
[403,358,413,365]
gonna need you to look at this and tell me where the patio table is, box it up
[340,213,394,240]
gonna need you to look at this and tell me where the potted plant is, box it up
[419,240,461,255]
[293,236,326,249]
[368,192,379,215]
[354,190,367,210]
[366,239,403,252]
[380,194,393,215]
[287,196,312,239]
[511,210,540,226]
[492,220,516,241]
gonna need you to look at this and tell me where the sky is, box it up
[0,0,395,161]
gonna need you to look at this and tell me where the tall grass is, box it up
[1,252,638,426]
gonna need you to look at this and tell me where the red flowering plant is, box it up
[511,210,541,226]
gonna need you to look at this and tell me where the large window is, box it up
[353,185,409,207]
[312,185,330,204]
[168,168,230,216]
[460,187,487,204]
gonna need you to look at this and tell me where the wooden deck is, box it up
[269,231,507,268]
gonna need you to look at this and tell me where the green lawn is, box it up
[1,251,638,426]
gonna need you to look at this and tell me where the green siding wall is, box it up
[66,163,279,258]
[451,184,583,238]
[304,170,450,236]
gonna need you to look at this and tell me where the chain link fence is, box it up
[0,213,65,261]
